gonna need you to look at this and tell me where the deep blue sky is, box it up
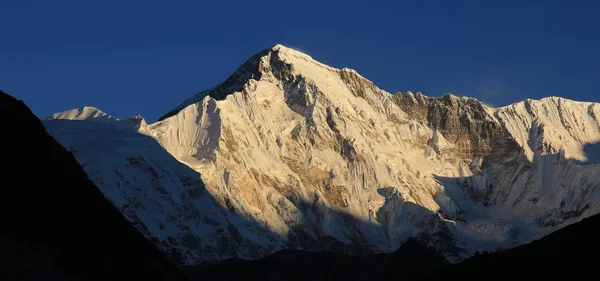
[1,0,599,122]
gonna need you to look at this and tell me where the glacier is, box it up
[44,44,600,264]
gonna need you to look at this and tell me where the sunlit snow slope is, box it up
[50,106,118,123]
[46,44,600,263]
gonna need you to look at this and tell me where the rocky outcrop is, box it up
[393,92,521,161]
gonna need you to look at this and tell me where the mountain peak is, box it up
[48,106,119,123]
[270,44,317,62]
[271,43,296,53]
[159,44,372,121]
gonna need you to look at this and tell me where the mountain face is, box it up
[45,44,600,264]
[43,119,285,265]
[0,91,187,281]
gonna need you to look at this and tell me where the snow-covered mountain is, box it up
[50,106,119,123]
[44,44,600,263]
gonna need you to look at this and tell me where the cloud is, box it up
[474,75,504,107]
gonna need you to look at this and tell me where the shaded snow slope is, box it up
[47,44,600,263]
[44,119,285,265]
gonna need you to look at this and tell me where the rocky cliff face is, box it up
[46,44,600,264]
[393,91,600,240]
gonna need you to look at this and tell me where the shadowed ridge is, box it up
[183,237,450,281]
[157,43,369,122]
[422,212,600,280]
[385,237,451,280]
[0,90,187,281]
[157,47,273,121]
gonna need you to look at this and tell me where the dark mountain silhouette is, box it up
[0,90,187,281]
[421,212,600,280]
[183,237,450,281]
[186,211,600,281]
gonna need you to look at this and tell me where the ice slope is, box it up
[47,44,600,263]
[43,119,285,264]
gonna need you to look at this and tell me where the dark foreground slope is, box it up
[0,91,187,281]
[423,213,600,280]
[186,208,600,281]
[184,238,450,281]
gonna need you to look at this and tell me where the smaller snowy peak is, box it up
[47,107,150,133]
[495,95,600,162]
[48,106,119,123]
[504,96,597,110]
[117,114,149,133]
